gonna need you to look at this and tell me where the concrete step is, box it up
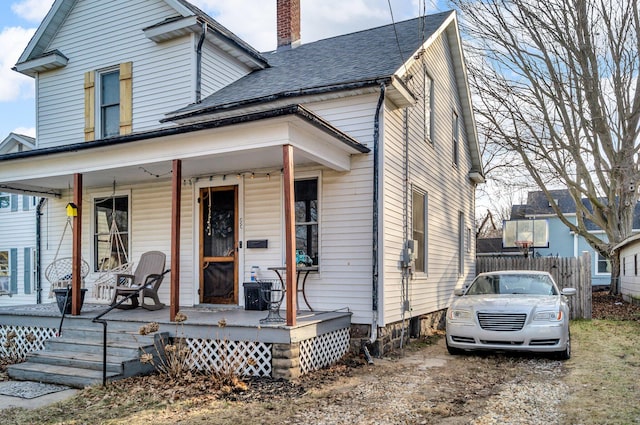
[8,329,169,388]
[7,362,121,389]
[26,350,129,373]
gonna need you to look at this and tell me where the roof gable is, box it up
[0,133,36,154]
[14,0,267,76]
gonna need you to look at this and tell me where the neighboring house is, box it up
[0,0,483,352]
[0,133,39,305]
[509,189,640,286]
[613,235,640,304]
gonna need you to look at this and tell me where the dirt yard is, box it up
[2,291,640,424]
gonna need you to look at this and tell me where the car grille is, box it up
[477,312,527,331]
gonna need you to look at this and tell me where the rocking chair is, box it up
[111,251,166,310]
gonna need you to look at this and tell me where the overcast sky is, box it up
[0,0,450,141]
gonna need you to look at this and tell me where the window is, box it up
[466,227,472,253]
[458,212,465,275]
[94,195,129,271]
[99,69,120,138]
[635,254,638,276]
[452,111,459,166]
[295,178,318,265]
[623,256,626,275]
[85,62,132,141]
[596,252,610,275]
[0,250,9,293]
[412,189,427,273]
[424,70,434,143]
[0,193,10,209]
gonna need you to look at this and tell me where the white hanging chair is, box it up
[45,217,90,297]
[92,216,133,300]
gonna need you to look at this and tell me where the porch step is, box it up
[8,326,168,388]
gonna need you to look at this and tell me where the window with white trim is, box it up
[295,178,319,265]
[596,252,611,275]
[98,68,120,138]
[424,69,434,143]
[412,189,427,273]
[0,193,10,210]
[452,110,459,167]
[0,250,9,293]
[93,195,130,272]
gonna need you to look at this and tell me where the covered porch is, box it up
[0,105,370,328]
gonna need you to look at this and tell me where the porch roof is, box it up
[0,105,369,197]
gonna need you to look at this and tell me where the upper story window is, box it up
[99,69,120,138]
[295,178,319,266]
[85,62,132,141]
[424,69,434,143]
[0,193,10,210]
[412,189,428,273]
[452,110,459,167]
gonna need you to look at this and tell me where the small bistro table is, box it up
[267,266,319,311]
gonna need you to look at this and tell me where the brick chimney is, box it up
[277,0,300,50]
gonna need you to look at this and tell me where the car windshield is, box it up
[466,274,558,296]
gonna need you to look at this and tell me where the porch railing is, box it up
[90,269,171,386]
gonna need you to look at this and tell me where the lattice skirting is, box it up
[185,338,272,377]
[0,325,57,361]
[299,327,350,374]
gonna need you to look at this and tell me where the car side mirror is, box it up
[454,288,465,296]
[561,288,577,296]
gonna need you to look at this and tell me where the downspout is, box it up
[369,83,386,346]
[400,106,410,349]
[35,197,47,304]
[195,22,207,103]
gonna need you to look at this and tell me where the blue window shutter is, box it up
[23,248,31,294]
[11,194,18,212]
[10,248,18,294]
[23,195,30,211]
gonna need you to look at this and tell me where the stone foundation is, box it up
[351,309,447,357]
[272,342,301,380]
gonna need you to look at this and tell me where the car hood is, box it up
[450,295,562,313]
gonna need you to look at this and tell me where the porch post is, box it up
[283,145,297,326]
[170,159,181,321]
[71,173,82,316]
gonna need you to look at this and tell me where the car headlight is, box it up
[533,311,563,321]
[448,309,472,321]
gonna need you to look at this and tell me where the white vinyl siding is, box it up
[381,31,476,324]
[0,194,37,305]
[36,0,251,148]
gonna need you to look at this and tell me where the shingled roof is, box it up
[166,11,454,120]
[511,189,640,231]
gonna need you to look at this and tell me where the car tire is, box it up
[446,340,464,356]
[553,332,571,360]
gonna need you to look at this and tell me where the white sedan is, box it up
[446,270,576,359]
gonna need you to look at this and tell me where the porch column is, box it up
[71,173,82,316]
[170,159,181,321]
[283,145,297,326]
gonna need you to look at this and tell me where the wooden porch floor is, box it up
[0,302,352,344]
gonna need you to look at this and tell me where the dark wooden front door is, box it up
[200,186,238,304]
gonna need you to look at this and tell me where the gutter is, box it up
[162,77,394,123]
[35,197,47,304]
[0,104,369,163]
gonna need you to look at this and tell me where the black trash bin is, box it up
[53,288,88,314]
[243,281,271,311]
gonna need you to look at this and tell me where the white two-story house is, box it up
[1,0,483,355]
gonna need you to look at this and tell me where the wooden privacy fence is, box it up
[476,253,592,319]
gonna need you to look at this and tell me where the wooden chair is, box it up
[111,251,166,310]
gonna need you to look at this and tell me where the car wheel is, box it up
[446,340,464,356]
[553,332,571,360]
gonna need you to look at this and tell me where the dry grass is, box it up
[561,319,640,424]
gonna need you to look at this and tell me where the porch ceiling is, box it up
[0,113,367,197]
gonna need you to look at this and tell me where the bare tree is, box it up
[453,0,640,292]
